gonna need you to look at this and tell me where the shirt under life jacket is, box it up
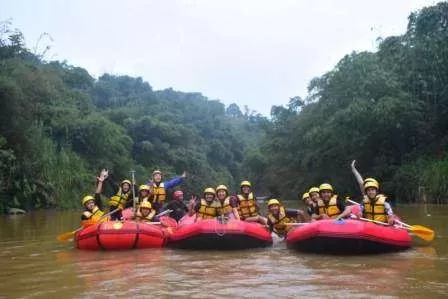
[150,182,166,204]
[267,206,293,237]
[197,198,221,220]
[316,195,341,219]
[82,206,105,222]
[362,194,388,222]
[108,188,131,208]
[218,197,234,216]
[134,209,156,222]
[237,193,258,219]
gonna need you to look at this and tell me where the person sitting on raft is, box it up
[80,169,108,222]
[138,184,151,203]
[106,176,137,221]
[188,188,221,220]
[308,187,320,204]
[236,180,266,225]
[215,184,240,220]
[133,200,156,222]
[266,199,304,237]
[163,190,189,222]
[301,192,315,221]
[146,169,187,214]
[353,180,397,225]
[312,183,352,220]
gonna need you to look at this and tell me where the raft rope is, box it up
[214,215,228,236]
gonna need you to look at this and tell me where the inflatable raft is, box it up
[286,219,411,254]
[75,220,167,250]
[168,216,273,250]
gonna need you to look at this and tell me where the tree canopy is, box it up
[255,2,448,203]
[1,2,448,213]
[0,22,266,212]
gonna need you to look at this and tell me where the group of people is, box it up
[80,169,187,223]
[300,160,397,225]
[79,159,398,238]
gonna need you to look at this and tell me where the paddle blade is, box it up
[57,230,76,242]
[411,225,435,242]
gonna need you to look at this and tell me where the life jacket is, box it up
[362,194,388,222]
[134,209,156,222]
[237,193,258,219]
[316,195,341,219]
[150,182,166,204]
[82,206,105,222]
[218,197,233,216]
[108,188,131,208]
[267,206,293,237]
[197,198,220,220]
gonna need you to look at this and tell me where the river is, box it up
[0,205,446,298]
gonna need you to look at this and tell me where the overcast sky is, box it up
[1,0,437,115]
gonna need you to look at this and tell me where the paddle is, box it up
[154,209,173,218]
[57,207,120,242]
[131,169,137,217]
[285,222,309,226]
[394,220,435,242]
[345,198,435,242]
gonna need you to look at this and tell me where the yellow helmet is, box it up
[216,185,228,193]
[267,199,280,206]
[240,180,252,188]
[121,179,132,186]
[302,192,310,200]
[319,183,334,192]
[82,195,94,205]
[364,181,379,191]
[364,177,378,185]
[140,201,152,209]
[139,184,150,192]
[152,169,162,176]
[204,187,216,195]
[308,187,320,194]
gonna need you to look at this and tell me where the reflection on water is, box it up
[0,206,447,298]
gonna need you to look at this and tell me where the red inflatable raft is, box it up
[75,220,166,250]
[286,219,411,254]
[169,217,273,250]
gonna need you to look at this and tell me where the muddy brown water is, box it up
[0,205,446,298]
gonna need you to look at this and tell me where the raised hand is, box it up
[97,169,109,182]
[189,195,197,206]
[181,171,187,178]
[351,160,356,169]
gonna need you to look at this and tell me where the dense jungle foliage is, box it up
[260,2,448,203]
[1,2,447,213]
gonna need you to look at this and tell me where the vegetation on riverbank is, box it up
[1,2,447,213]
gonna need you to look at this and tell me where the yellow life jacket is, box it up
[197,198,220,220]
[362,194,387,222]
[134,209,156,222]
[218,197,233,216]
[82,206,105,222]
[150,182,166,204]
[237,193,258,219]
[108,188,131,208]
[267,206,293,237]
[316,195,341,219]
